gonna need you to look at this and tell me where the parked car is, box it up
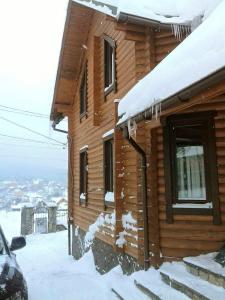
[0,226,27,300]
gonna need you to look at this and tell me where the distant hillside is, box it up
[0,160,67,182]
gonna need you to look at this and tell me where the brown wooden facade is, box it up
[51,1,225,269]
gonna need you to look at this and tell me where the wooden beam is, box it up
[125,31,146,42]
[114,23,146,33]
[55,103,73,115]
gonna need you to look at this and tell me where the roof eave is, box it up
[50,0,73,123]
[118,66,225,128]
[117,12,191,30]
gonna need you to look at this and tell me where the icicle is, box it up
[128,119,137,138]
[171,24,186,41]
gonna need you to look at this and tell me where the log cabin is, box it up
[51,0,225,274]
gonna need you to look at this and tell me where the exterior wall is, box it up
[72,226,141,274]
[69,11,187,270]
[145,98,225,261]
[70,12,139,265]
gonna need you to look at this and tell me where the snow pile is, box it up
[105,191,114,202]
[122,212,137,231]
[85,212,116,248]
[118,0,225,124]
[116,212,137,248]
[102,128,114,139]
[80,193,86,201]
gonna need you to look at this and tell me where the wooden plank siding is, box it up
[144,99,225,260]
[71,12,140,258]
[69,9,192,263]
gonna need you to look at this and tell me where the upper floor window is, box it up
[80,64,87,117]
[104,36,116,96]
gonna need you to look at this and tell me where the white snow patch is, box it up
[80,193,86,200]
[173,202,212,209]
[85,211,116,248]
[160,262,225,300]
[79,145,88,151]
[116,212,138,248]
[184,252,225,277]
[75,226,79,236]
[105,191,114,202]
[115,231,127,248]
[102,129,114,139]
[122,212,137,231]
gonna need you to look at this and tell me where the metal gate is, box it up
[34,201,48,234]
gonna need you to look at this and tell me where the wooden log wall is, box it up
[145,98,225,260]
[71,11,140,257]
[71,12,188,263]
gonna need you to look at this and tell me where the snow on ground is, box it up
[0,211,118,300]
[17,232,118,300]
[1,211,224,299]
[0,210,21,240]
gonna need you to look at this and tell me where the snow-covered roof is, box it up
[73,0,221,27]
[118,0,225,124]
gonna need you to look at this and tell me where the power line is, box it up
[0,104,67,122]
[0,108,49,118]
[0,104,48,118]
[0,132,66,147]
[0,154,67,162]
[0,141,67,150]
[0,116,65,146]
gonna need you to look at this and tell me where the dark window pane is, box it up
[80,68,87,115]
[104,139,113,193]
[80,151,87,202]
[104,40,114,89]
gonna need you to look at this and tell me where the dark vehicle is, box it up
[0,226,27,300]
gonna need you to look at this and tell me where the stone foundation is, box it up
[72,225,142,274]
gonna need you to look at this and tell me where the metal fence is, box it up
[56,209,68,228]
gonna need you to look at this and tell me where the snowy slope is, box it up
[118,0,225,124]
[1,211,225,299]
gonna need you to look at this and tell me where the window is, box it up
[80,65,87,117]
[176,126,206,202]
[80,149,88,204]
[104,138,114,205]
[104,36,116,96]
[163,111,220,224]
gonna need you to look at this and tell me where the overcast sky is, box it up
[0,0,69,181]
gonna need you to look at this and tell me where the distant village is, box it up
[0,179,67,211]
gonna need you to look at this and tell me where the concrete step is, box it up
[132,269,190,300]
[160,262,225,300]
[111,284,150,300]
[183,253,225,288]
[134,280,160,300]
[104,266,149,300]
